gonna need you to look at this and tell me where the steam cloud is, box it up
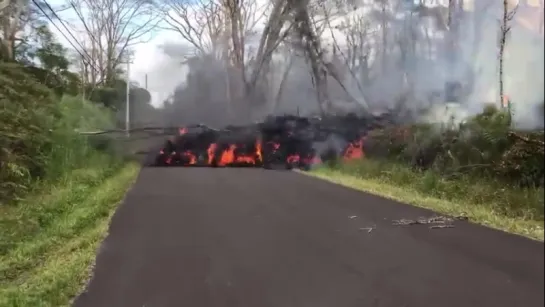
[132,0,543,129]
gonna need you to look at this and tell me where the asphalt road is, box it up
[73,167,544,307]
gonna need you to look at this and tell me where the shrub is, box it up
[0,63,117,205]
[44,96,117,179]
[364,106,544,188]
[0,63,58,202]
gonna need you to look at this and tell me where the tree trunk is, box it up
[273,55,294,113]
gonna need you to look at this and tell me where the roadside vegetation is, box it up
[0,7,151,304]
[1,0,543,304]
[311,106,544,241]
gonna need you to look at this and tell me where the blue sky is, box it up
[48,0,189,106]
[45,0,367,106]
[44,0,439,107]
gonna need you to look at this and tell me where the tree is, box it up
[160,0,226,57]
[66,0,161,85]
[30,25,81,95]
[498,0,517,109]
[157,0,294,115]
[0,2,82,96]
[1,0,45,61]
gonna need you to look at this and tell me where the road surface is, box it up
[73,168,544,307]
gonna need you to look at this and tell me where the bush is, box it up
[364,105,545,188]
[0,63,58,202]
[44,96,117,179]
[0,63,118,205]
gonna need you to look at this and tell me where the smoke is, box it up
[463,1,544,129]
[355,0,544,128]
[131,41,189,109]
[134,0,543,129]
[312,133,349,160]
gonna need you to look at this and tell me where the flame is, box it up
[236,154,256,164]
[208,141,264,166]
[166,151,175,164]
[218,144,236,166]
[157,133,365,168]
[502,95,510,108]
[207,143,217,165]
[255,140,263,163]
[235,143,258,164]
[343,139,365,161]
[182,151,197,165]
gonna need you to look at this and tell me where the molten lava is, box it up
[154,115,373,170]
[343,138,364,161]
[181,151,197,165]
[207,143,217,165]
[218,144,236,166]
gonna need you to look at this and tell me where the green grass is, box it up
[308,160,544,241]
[0,161,140,307]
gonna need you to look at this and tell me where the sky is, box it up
[48,0,190,107]
[45,0,544,119]
[45,0,379,108]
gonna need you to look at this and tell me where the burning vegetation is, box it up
[152,114,387,170]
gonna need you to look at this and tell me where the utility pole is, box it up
[145,73,148,90]
[123,50,134,137]
[126,60,131,137]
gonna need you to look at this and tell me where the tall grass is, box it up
[364,106,544,188]
[43,95,118,180]
[0,62,122,204]
[0,62,140,306]
[320,160,544,221]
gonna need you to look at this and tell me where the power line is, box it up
[31,0,98,72]
[36,0,94,62]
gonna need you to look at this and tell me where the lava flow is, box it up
[343,138,364,161]
[152,114,373,170]
[215,141,262,166]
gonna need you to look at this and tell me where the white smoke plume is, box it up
[131,0,543,129]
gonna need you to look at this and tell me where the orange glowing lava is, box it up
[343,139,364,161]
[181,151,197,165]
[255,140,263,163]
[207,143,217,164]
[218,144,236,166]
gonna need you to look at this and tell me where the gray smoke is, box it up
[137,0,543,129]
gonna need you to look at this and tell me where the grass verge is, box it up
[0,161,140,307]
[308,160,544,241]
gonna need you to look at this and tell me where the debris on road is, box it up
[349,215,358,219]
[429,224,455,229]
[359,227,374,233]
[391,215,469,229]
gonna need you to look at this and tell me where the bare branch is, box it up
[498,0,518,109]
[66,0,161,84]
